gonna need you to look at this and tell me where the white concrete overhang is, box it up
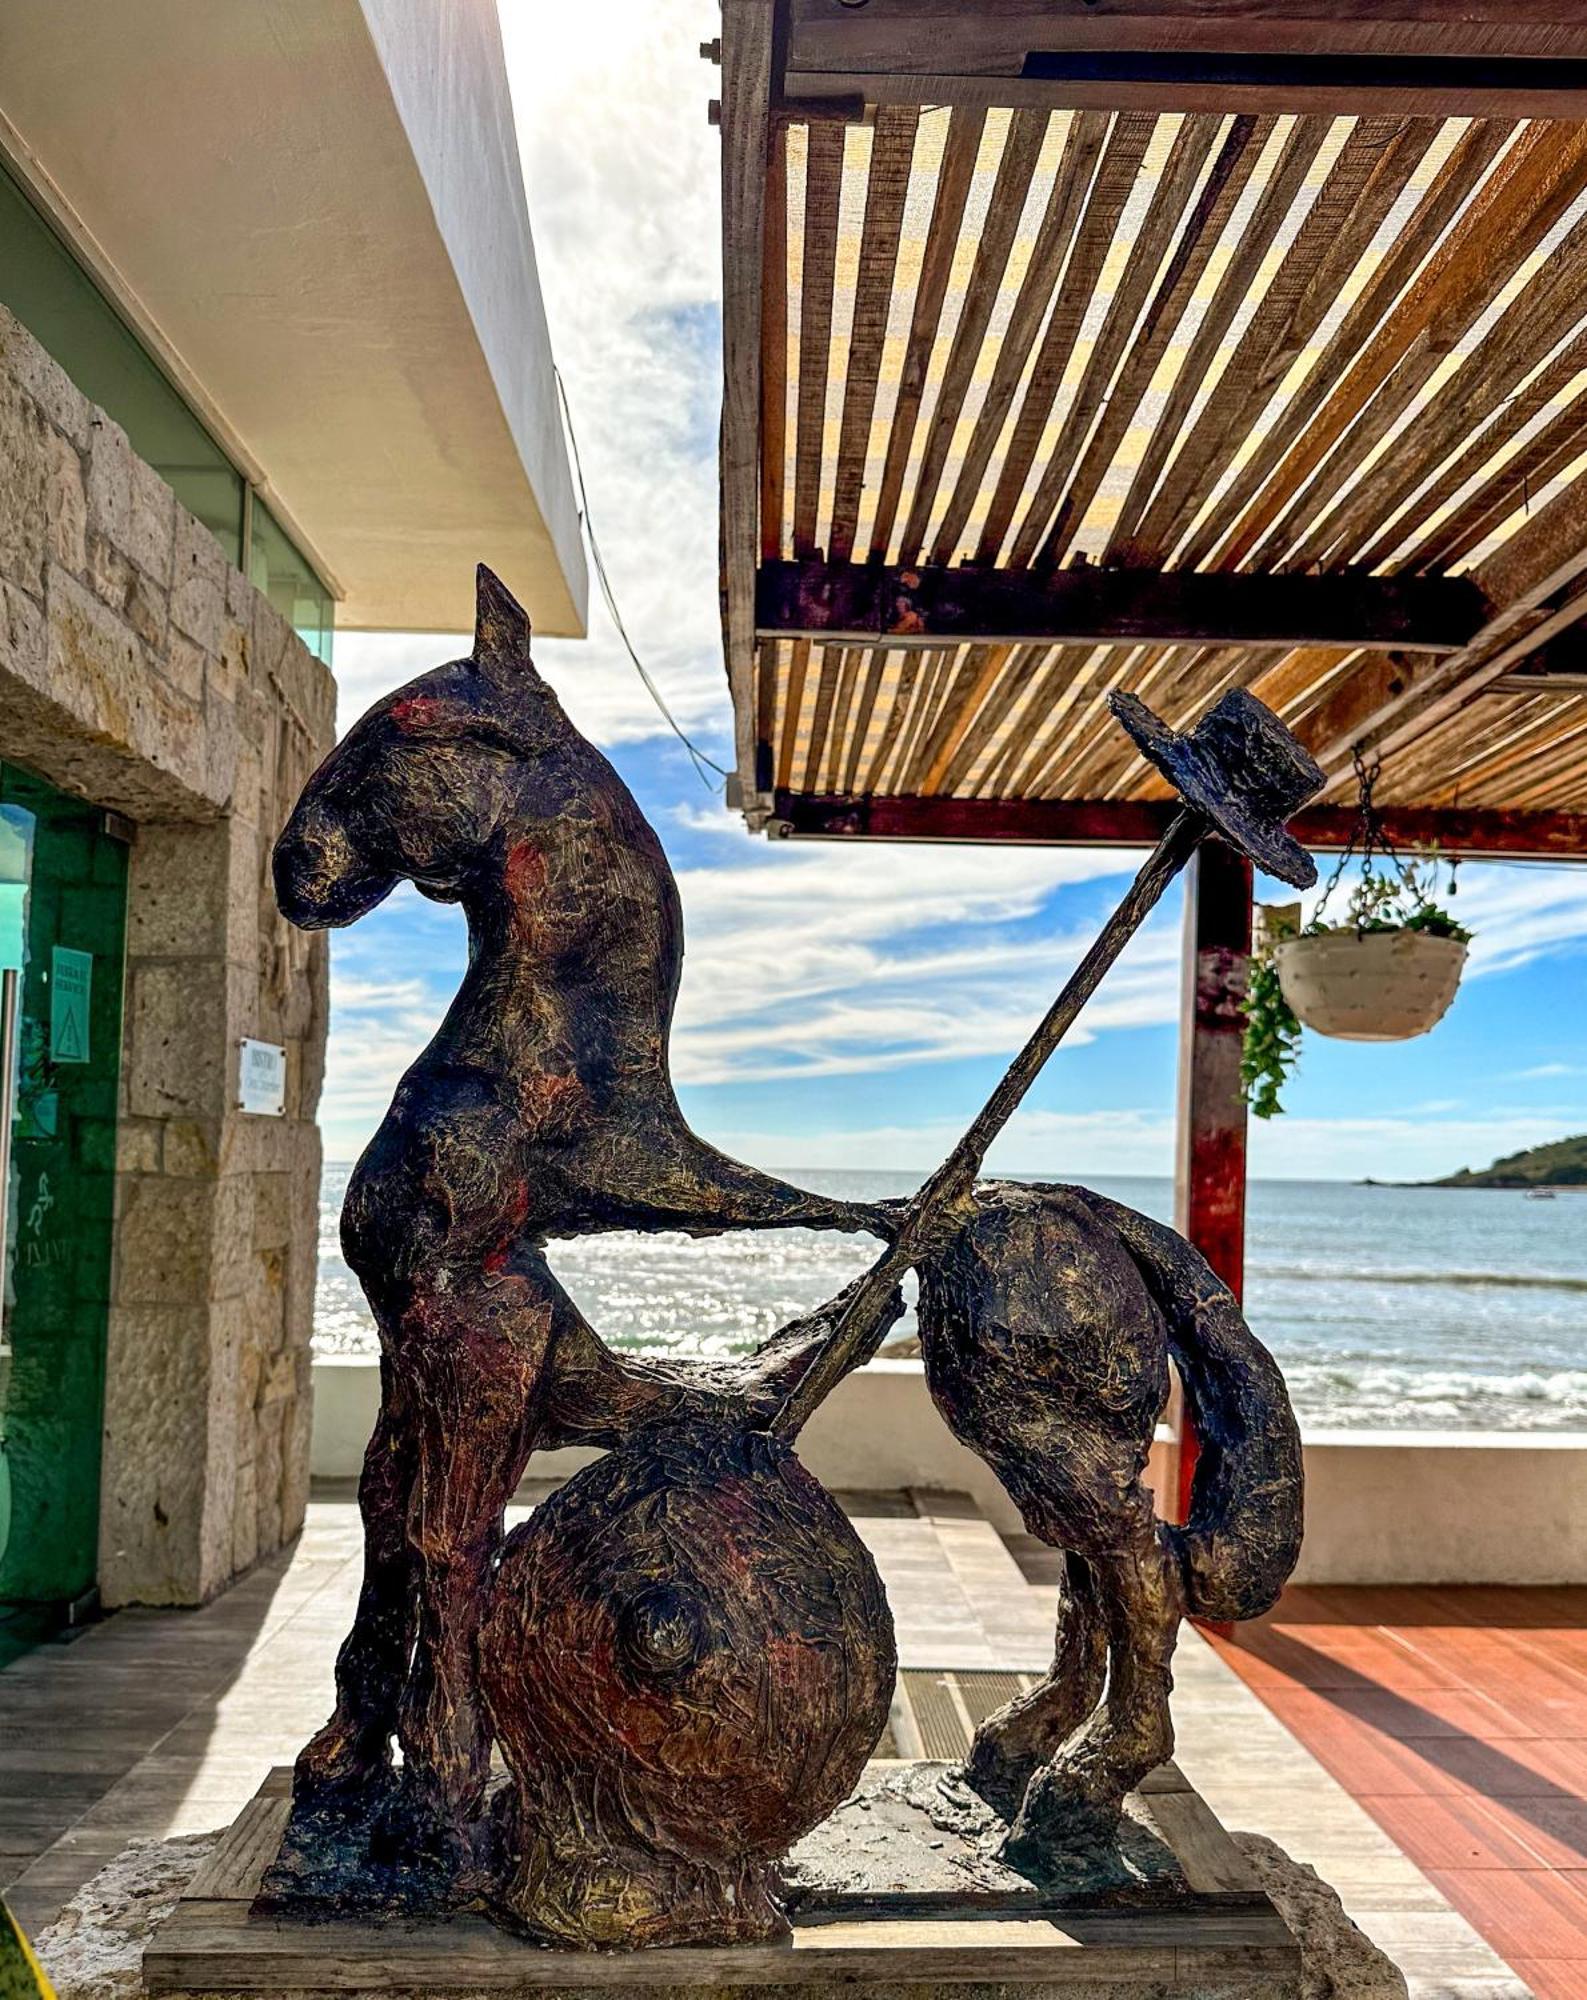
[0,0,587,635]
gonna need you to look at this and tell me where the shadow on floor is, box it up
[0,1526,338,1937]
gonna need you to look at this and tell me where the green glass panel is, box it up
[250,497,334,664]
[0,763,127,1612]
[0,161,244,564]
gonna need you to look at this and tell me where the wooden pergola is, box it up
[712,2,1587,1512]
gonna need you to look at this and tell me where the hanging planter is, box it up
[1240,757,1472,1116]
[1275,926,1467,1041]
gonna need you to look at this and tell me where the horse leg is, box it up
[1003,1502,1186,1864]
[295,1356,418,1793]
[396,1285,549,1849]
[963,1552,1106,1818]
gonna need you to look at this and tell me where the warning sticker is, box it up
[49,947,91,1063]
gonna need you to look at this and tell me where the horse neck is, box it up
[441,790,683,1092]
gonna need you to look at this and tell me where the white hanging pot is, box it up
[1274,929,1467,1042]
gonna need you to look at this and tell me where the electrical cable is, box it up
[554,367,728,791]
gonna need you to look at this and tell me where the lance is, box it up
[770,687,1325,1439]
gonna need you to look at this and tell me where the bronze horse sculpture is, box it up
[267,567,1315,1939]
[270,568,885,1888]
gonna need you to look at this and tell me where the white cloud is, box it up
[665,838,1175,1083]
[707,1107,1182,1180]
[309,13,1587,1179]
[699,1106,1587,1185]
[1249,1111,1587,1184]
[493,0,734,751]
[329,632,470,737]
[312,844,1171,1151]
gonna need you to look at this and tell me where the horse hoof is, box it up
[294,1715,390,1798]
[1000,1765,1123,1873]
[959,1741,1040,1821]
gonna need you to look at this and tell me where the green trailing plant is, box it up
[1240,851,1472,1119]
[1241,955,1302,1120]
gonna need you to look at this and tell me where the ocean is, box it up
[313,1166,1587,1433]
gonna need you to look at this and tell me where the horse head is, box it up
[274,567,576,929]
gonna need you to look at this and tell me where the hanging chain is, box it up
[1314,744,1423,932]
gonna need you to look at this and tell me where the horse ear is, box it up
[472,564,534,679]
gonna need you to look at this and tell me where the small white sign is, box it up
[238,1039,287,1116]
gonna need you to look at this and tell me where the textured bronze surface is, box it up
[265,569,889,1920]
[917,1181,1302,1861]
[263,568,1307,1944]
[480,1423,894,1946]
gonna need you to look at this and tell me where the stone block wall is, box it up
[0,304,334,1605]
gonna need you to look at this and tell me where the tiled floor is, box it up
[0,1493,1535,1999]
[1213,1584,1587,2000]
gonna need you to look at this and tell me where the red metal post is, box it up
[1170,840,1253,1542]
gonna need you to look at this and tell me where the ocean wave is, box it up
[312,1167,1587,1430]
[1253,1265,1587,1294]
[1284,1362,1587,1430]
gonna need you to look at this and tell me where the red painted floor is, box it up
[1211,1585,1587,2000]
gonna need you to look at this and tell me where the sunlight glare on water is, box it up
[314,1166,1587,1432]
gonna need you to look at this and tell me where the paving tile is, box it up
[1423,1869,1587,1966]
[1325,1687,1541,1741]
[1362,1790,1568,1872]
[1240,1686,1462,1793]
[1505,1960,1587,2000]
[1472,1797,1587,1873]
[0,1494,1555,1993]
[1399,1976,1534,2000]
[1213,1584,1587,1984]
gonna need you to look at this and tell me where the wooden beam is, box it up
[756,561,1489,653]
[1487,627,1587,691]
[771,791,1587,860]
[784,62,1587,121]
[1309,464,1587,791]
[785,1,1587,115]
[1492,673,1587,695]
[1170,842,1250,1590]
[719,0,777,819]
[1175,844,1252,1305]
[788,1,1587,66]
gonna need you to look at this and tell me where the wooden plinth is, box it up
[144,1763,1300,1996]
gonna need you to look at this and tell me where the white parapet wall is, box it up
[1291,1427,1587,1587]
[310,1356,1587,1587]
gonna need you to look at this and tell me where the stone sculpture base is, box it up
[143,1762,1301,1998]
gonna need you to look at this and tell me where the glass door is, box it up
[0,762,127,1633]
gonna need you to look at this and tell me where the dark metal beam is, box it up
[756,560,1489,654]
[772,791,1587,860]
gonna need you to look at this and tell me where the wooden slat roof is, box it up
[716,7,1587,857]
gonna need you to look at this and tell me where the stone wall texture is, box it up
[0,304,334,1606]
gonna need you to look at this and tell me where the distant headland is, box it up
[1419,1134,1587,1189]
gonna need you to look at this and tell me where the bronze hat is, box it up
[1109,687,1324,890]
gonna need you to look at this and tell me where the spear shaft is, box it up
[770,809,1206,1438]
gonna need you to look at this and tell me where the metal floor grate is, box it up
[891,1669,1036,1760]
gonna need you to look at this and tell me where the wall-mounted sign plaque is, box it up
[239,1038,287,1116]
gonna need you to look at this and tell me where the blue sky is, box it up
[322,4,1587,1182]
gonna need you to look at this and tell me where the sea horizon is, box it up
[314,1164,1587,1435]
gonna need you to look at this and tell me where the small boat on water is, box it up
[1525,1188,1558,1200]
